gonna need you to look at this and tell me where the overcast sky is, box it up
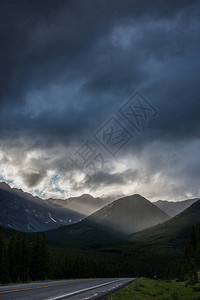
[0,0,199,201]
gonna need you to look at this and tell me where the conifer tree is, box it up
[38,233,50,280]
[21,233,31,282]
[187,258,198,284]
[0,228,9,283]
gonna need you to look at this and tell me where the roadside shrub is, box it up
[170,291,179,300]
[157,290,164,295]
[192,295,200,300]
[193,284,200,292]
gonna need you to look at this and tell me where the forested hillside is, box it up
[0,227,116,284]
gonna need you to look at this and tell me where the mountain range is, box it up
[0,181,199,240]
[46,194,112,216]
[0,182,83,232]
[0,182,116,232]
[154,198,199,217]
[44,194,170,245]
[1,181,200,277]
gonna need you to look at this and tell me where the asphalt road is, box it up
[0,278,135,300]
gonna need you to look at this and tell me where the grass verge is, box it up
[106,278,200,300]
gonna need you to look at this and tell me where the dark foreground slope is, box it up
[97,200,200,277]
[129,199,200,247]
[44,194,169,246]
[45,200,200,278]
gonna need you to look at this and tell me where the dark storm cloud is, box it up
[82,169,138,189]
[0,0,200,199]
[65,168,139,195]
[19,169,46,187]
[0,0,200,149]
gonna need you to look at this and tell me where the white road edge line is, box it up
[46,279,127,300]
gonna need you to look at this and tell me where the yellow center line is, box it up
[0,279,90,294]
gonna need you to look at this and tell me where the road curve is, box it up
[0,278,135,299]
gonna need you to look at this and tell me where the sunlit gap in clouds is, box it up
[0,138,200,204]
